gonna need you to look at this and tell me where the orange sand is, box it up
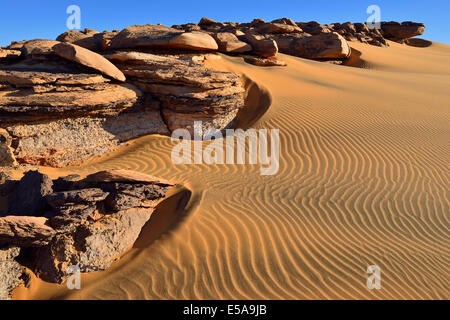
[13,40,450,300]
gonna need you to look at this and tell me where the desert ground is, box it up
[12,39,450,299]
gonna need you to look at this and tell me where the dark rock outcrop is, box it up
[8,171,53,216]
[0,169,174,286]
[286,32,351,59]
[381,22,425,43]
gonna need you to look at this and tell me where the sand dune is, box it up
[14,40,450,300]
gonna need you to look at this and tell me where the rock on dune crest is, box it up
[109,24,218,51]
[381,21,425,43]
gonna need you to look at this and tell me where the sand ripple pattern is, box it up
[37,44,450,300]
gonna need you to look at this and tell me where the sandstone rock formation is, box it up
[381,22,425,43]
[288,32,351,59]
[108,51,245,134]
[0,216,55,247]
[109,24,218,51]
[53,42,126,81]
[0,246,26,300]
[240,33,279,58]
[0,169,174,288]
[212,32,252,53]
[0,18,426,169]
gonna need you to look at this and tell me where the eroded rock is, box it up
[289,32,350,59]
[108,51,245,134]
[381,21,425,42]
[0,169,174,284]
[212,32,252,53]
[53,42,126,81]
[0,216,56,247]
[110,24,218,51]
[8,171,53,216]
[0,246,25,300]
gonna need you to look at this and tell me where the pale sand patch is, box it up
[13,40,450,300]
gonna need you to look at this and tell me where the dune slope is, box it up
[15,40,450,300]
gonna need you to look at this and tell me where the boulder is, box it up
[53,42,126,81]
[297,21,331,35]
[271,18,298,27]
[241,33,278,57]
[290,32,350,59]
[199,17,217,28]
[257,22,302,34]
[56,28,99,43]
[19,39,60,58]
[45,188,109,232]
[381,21,425,42]
[56,29,100,51]
[110,24,218,51]
[212,32,252,53]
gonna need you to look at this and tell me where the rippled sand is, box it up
[14,40,450,300]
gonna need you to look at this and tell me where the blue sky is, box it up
[1,0,449,46]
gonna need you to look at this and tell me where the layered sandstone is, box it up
[0,169,174,296]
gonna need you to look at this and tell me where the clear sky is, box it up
[1,0,449,47]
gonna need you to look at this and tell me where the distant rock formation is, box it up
[0,169,173,297]
[380,22,425,43]
[0,18,425,168]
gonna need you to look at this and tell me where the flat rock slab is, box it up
[53,42,126,81]
[0,216,56,247]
